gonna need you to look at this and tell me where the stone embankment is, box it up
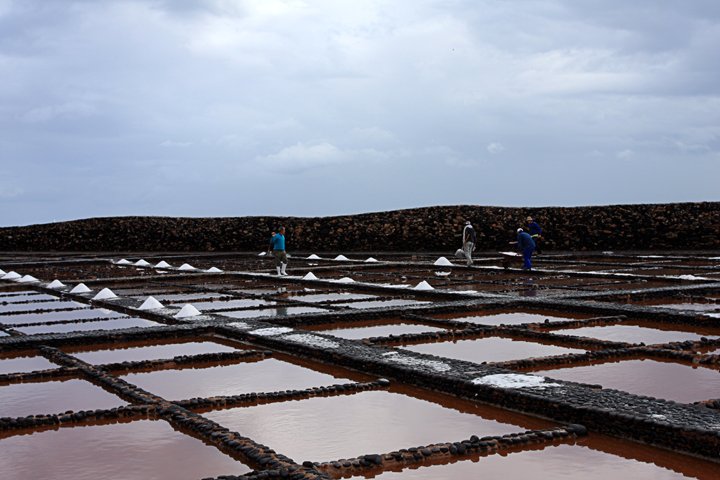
[1,202,718,252]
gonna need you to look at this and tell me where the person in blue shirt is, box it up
[270,226,288,276]
[514,228,536,271]
[526,216,543,254]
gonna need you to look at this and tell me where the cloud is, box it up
[0,185,23,198]
[617,149,634,160]
[487,142,505,154]
[256,142,349,173]
[160,140,193,147]
[21,102,97,123]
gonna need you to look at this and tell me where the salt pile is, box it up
[433,257,453,266]
[154,261,171,268]
[365,257,378,263]
[116,259,132,265]
[92,288,117,300]
[258,252,267,256]
[334,254,350,261]
[178,263,195,271]
[0,269,6,275]
[414,280,434,291]
[138,296,164,310]
[206,267,223,273]
[174,304,201,318]
[434,271,451,276]
[134,259,151,267]
[335,277,354,283]
[70,283,92,294]
[306,254,322,260]
[47,279,66,289]
[303,272,319,280]
[1,271,22,280]
[17,275,40,283]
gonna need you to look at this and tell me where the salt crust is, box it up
[229,321,250,330]
[433,257,453,266]
[284,333,340,349]
[250,327,294,336]
[382,351,451,372]
[472,373,561,389]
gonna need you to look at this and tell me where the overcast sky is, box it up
[1,0,719,226]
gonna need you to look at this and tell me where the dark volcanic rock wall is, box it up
[1,203,719,252]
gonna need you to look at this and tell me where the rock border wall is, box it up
[1,202,719,252]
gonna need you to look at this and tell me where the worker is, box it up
[270,226,288,276]
[526,216,543,254]
[514,228,536,271]
[462,221,476,266]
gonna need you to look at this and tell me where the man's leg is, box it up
[274,251,282,275]
[523,247,533,270]
[280,251,288,275]
[463,242,474,266]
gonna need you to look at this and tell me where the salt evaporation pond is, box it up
[0,308,124,326]
[120,358,352,400]
[15,317,161,335]
[0,379,126,417]
[309,320,445,340]
[290,292,377,302]
[0,300,86,314]
[533,359,720,403]
[553,325,718,345]
[401,337,585,364]
[0,419,249,480]
[0,353,57,375]
[204,389,555,463]
[439,311,587,326]
[66,341,238,364]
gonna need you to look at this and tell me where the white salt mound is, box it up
[134,259,151,267]
[47,279,66,289]
[17,275,40,283]
[138,296,164,310]
[335,277,354,283]
[116,259,132,265]
[434,271,451,277]
[334,255,349,261]
[178,263,195,271]
[303,272,319,280]
[155,261,171,268]
[174,304,201,318]
[306,254,322,260]
[258,252,267,256]
[499,251,519,257]
[414,280,434,291]
[364,257,378,263]
[206,267,223,273]
[70,283,92,294]
[2,271,22,280]
[433,257,453,266]
[92,288,117,300]
[0,269,5,276]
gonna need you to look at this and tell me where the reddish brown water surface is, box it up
[401,337,585,364]
[0,379,125,417]
[0,300,84,314]
[289,292,377,302]
[0,353,57,374]
[204,386,555,463]
[120,357,353,400]
[173,298,275,310]
[308,320,445,340]
[220,306,330,319]
[533,359,720,403]
[358,440,719,480]
[0,419,249,480]
[336,299,432,309]
[435,310,589,326]
[65,341,238,364]
[553,325,719,345]
[16,317,162,335]
[0,308,124,326]
[0,292,57,301]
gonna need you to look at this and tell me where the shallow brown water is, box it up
[442,311,586,326]
[289,292,377,302]
[0,354,57,374]
[553,325,719,345]
[534,359,720,403]
[67,341,238,364]
[120,358,352,400]
[0,379,125,417]
[336,299,432,309]
[0,308,124,326]
[16,317,161,335]
[310,320,445,340]
[0,419,248,480]
[204,389,550,463]
[401,337,585,364]
[358,441,717,480]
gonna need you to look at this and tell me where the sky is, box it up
[1,0,719,226]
